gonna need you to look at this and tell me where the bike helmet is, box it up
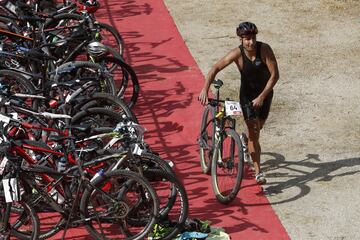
[77,0,100,13]
[87,41,108,57]
[236,22,258,37]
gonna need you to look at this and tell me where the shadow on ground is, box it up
[257,152,360,205]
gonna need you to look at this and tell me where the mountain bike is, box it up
[0,145,40,240]
[198,79,245,204]
[0,111,160,240]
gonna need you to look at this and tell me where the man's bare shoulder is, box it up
[220,47,241,63]
[229,46,241,56]
[260,42,275,56]
[229,46,242,69]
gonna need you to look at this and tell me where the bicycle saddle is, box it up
[212,79,223,89]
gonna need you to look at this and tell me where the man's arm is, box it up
[199,48,241,105]
[252,43,279,108]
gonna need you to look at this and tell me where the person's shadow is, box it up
[243,152,360,206]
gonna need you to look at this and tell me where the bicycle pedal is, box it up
[244,153,252,164]
[217,160,224,167]
[197,138,210,149]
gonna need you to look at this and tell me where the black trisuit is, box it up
[239,41,273,120]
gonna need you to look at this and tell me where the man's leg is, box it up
[246,118,261,175]
[246,118,267,184]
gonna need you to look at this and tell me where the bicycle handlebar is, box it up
[207,98,225,106]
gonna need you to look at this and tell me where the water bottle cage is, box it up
[215,109,224,119]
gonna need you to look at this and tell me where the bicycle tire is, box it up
[98,55,139,109]
[0,69,39,109]
[144,169,188,240]
[3,201,40,240]
[136,153,179,212]
[108,152,180,218]
[211,128,244,204]
[95,22,125,59]
[75,92,138,123]
[109,151,188,240]
[80,169,159,240]
[199,105,216,174]
[134,153,188,240]
[53,61,116,95]
[71,107,125,133]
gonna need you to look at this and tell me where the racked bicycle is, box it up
[0,111,160,240]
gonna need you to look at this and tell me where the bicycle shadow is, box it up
[121,31,190,82]
[186,152,360,235]
[95,0,194,161]
[96,0,153,25]
[96,0,189,78]
[243,152,360,206]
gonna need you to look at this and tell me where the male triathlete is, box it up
[198,22,279,184]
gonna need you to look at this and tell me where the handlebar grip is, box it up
[212,79,224,89]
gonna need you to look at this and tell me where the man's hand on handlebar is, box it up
[198,88,208,105]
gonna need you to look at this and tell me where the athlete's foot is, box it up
[255,172,266,185]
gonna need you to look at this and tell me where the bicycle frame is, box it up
[0,28,33,41]
[37,11,102,64]
[210,83,237,164]
[3,118,129,202]
[7,123,69,197]
[4,114,136,196]
[7,148,129,237]
[199,80,246,204]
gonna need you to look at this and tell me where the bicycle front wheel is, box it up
[95,22,125,59]
[199,105,216,174]
[211,129,244,204]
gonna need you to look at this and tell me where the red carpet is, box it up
[49,0,290,239]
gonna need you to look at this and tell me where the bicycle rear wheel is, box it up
[101,55,139,109]
[74,92,138,123]
[211,128,244,204]
[199,105,216,174]
[53,61,116,95]
[80,169,159,240]
[0,69,39,110]
[71,107,125,126]
[137,153,188,240]
[1,201,40,240]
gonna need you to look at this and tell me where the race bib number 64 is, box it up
[225,101,242,116]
